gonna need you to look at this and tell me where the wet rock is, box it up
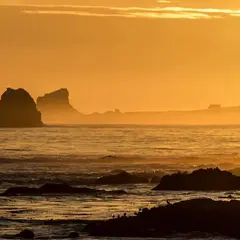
[150,176,162,183]
[15,229,35,239]
[96,171,149,185]
[84,198,240,238]
[68,232,79,238]
[2,187,39,196]
[1,183,127,196]
[101,155,118,160]
[153,168,240,191]
[0,88,43,127]
[219,194,235,199]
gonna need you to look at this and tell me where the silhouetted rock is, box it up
[15,229,35,239]
[0,88,43,127]
[1,183,127,196]
[208,104,222,110]
[150,176,162,183]
[95,171,149,185]
[101,155,118,160]
[219,194,235,199]
[153,168,240,191]
[84,198,240,238]
[230,168,240,176]
[37,88,80,123]
[3,187,39,196]
[68,232,79,238]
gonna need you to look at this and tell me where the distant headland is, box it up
[37,88,81,123]
[36,88,240,125]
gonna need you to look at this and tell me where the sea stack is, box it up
[37,88,80,123]
[153,168,240,191]
[0,88,43,127]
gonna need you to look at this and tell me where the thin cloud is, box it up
[4,3,240,19]
[24,10,133,18]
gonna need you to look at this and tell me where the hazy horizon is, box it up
[1,0,240,113]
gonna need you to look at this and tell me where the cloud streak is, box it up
[3,3,240,19]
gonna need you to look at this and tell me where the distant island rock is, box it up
[84,198,240,238]
[0,88,43,127]
[37,88,81,123]
[153,168,240,191]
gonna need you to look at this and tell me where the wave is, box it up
[0,152,240,162]
[0,216,95,225]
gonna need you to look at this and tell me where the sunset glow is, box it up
[1,0,240,113]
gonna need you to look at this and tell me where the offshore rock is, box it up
[95,171,149,185]
[37,88,80,123]
[15,229,35,239]
[0,88,43,127]
[153,168,240,191]
[1,183,127,196]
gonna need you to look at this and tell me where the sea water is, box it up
[1,125,240,239]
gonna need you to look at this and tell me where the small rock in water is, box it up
[219,194,235,199]
[68,232,79,238]
[15,229,35,239]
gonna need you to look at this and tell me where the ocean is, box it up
[1,125,240,239]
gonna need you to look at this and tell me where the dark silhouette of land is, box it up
[0,88,43,127]
[37,88,80,123]
[0,183,126,196]
[36,88,240,125]
[153,168,240,191]
[84,198,240,238]
[1,88,240,125]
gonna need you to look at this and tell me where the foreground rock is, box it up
[68,232,79,238]
[153,168,240,191]
[15,229,35,239]
[84,198,240,238]
[0,88,43,127]
[37,88,81,123]
[0,183,126,196]
[95,171,149,185]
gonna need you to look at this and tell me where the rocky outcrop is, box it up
[15,229,35,239]
[37,89,80,123]
[84,198,240,238]
[0,88,43,127]
[153,168,240,191]
[68,232,79,238]
[0,183,126,196]
[95,171,149,185]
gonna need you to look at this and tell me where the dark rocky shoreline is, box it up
[3,168,240,239]
[84,198,240,239]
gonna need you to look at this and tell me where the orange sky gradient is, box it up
[1,0,240,113]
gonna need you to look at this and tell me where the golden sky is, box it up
[1,0,240,113]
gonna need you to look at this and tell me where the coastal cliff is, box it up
[37,88,81,123]
[36,88,240,125]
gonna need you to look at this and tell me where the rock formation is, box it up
[15,229,35,239]
[84,198,240,238]
[95,171,149,185]
[0,88,43,127]
[37,88,80,123]
[0,183,127,196]
[153,168,240,191]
